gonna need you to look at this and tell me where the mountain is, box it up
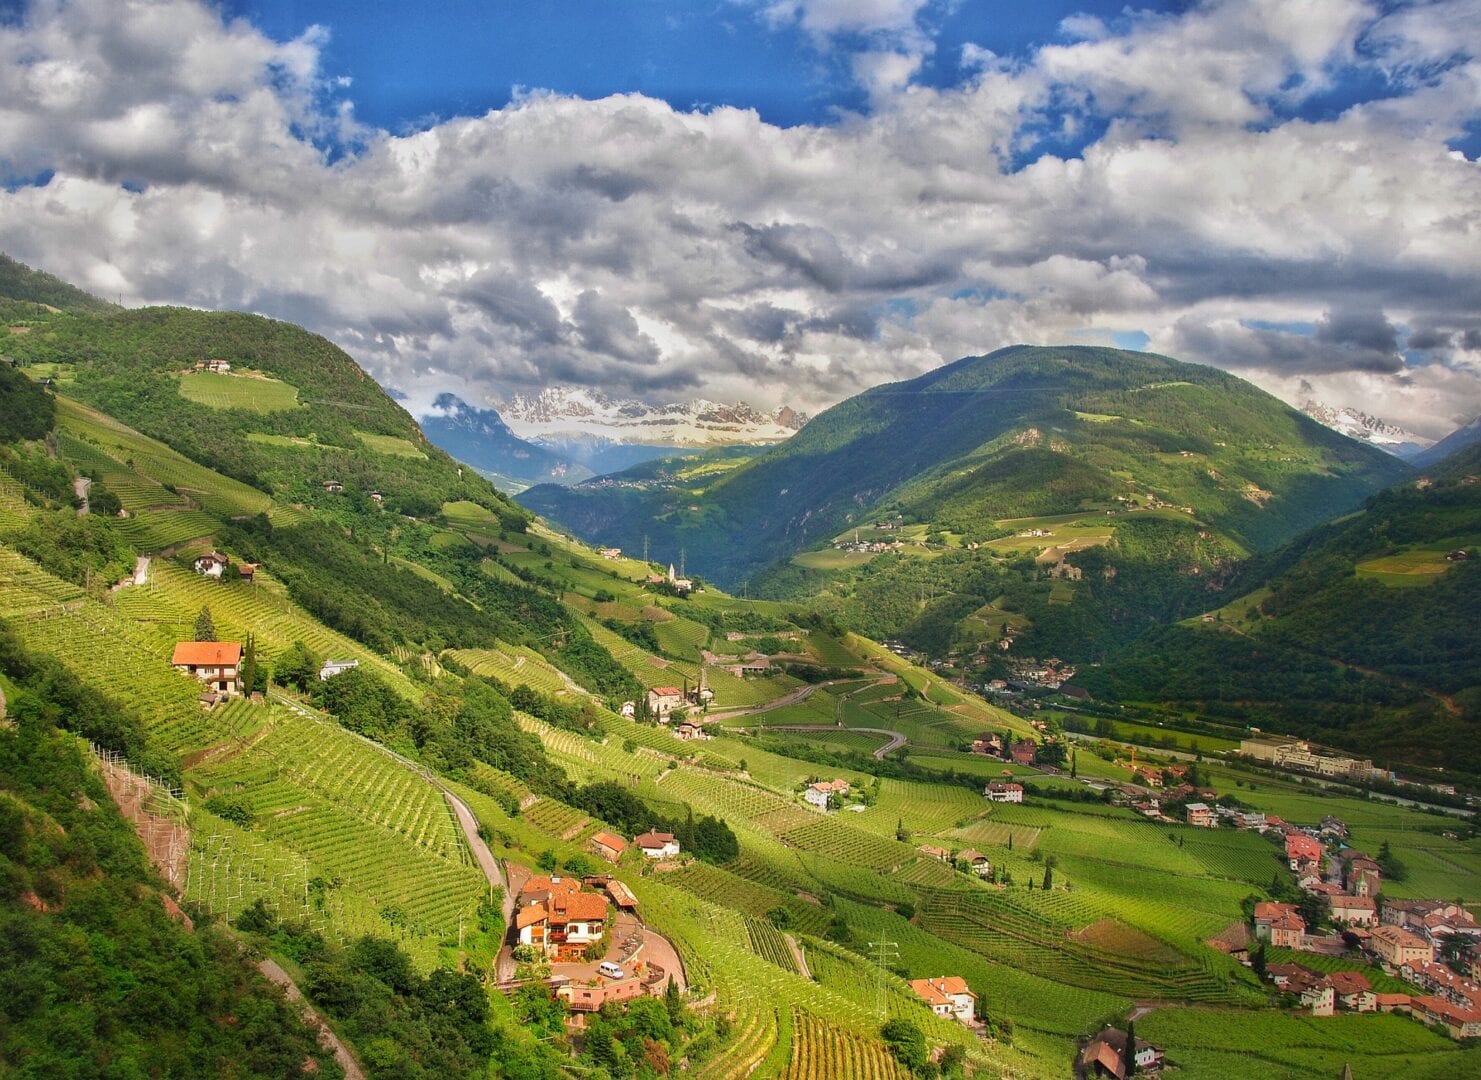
[1079,460,1481,775]
[1299,399,1432,459]
[520,345,1413,588]
[420,393,592,492]
[500,386,806,448]
[0,251,120,319]
[1414,414,1481,468]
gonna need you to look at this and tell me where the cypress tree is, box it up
[242,633,257,694]
[1125,1019,1138,1076]
[1043,865,1053,891]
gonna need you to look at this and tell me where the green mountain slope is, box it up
[0,251,120,320]
[520,345,1410,587]
[1079,463,1481,775]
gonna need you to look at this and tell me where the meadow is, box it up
[176,370,301,413]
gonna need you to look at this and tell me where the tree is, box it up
[1251,942,1267,978]
[273,640,319,691]
[194,605,216,642]
[1043,865,1053,891]
[896,817,908,842]
[880,1018,928,1073]
[664,974,683,1025]
[1008,831,1014,851]
[1124,1019,1138,1077]
[241,632,258,694]
[1070,749,1077,778]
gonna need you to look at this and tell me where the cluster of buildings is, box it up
[1249,882,1481,1038]
[192,551,260,582]
[193,357,232,373]
[644,563,695,593]
[1239,735,1388,784]
[639,683,714,741]
[514,875,612,962]
[832,532,905,554]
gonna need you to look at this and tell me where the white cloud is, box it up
[0,0,1477,439]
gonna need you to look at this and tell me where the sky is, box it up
[0,1,1479,437]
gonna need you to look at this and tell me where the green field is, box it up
[791,548,878,570]
[355,430,428,458]
[1355,547,1455,587]
[177,370,301,412]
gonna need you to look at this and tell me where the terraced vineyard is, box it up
[447,644,573,696]
[782,1012,910,1080]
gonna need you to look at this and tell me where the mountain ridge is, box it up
[520,344,1413,587]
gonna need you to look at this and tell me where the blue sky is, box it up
[230,2,1184,128]
[1,0,1479,435]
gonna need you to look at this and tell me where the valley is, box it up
[2,259,1480,1079]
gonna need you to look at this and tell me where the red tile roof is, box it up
[1327,971,1372,995]
[171,641,242,666]
[592,831,627,853]
[635,831,676,848]
[555,892,609,922]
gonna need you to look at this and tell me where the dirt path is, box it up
[258,958,365,1080]
[765,724,907,759]
[784,933,811,979]
[132,555,150,585]
[72,475,90,515]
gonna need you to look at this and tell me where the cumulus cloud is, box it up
[0,0,1478,440]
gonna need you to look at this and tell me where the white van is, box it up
[597,961,625,979]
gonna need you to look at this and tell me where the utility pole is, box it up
[643,535,650,564]
[868,938,899,1021]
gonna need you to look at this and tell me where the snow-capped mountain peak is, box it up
[1299,400,1434,458]
[498,386,807,447]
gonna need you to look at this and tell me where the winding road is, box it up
[257,958,365,1079]
[765,724,908,760]
[72,475,91,515]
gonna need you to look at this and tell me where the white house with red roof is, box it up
[908,976,976,1024]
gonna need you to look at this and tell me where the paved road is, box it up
[707,682,820,722]
[73,476,90,515]
[258,958,364,1079]
[766,723,908,760]
[132,555,150,585]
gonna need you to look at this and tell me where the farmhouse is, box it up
[985,782,1024,803]
[1330,894,1377,927]
[1327,970,1376,1012]
[971,735,1003,756]
[1253,902,1306,949]
[907,976,976,1025]
[322,480,343,493]
[171,641,242,695]
[237,562,258,582]
[918,844,951,862]
[599,547,622,559]
[1369,925,1433,970]
[956,849,992,877]
[1184,802,1217,828]
[635,831,680,858]
[193,552,230,578]
[1079,1027,1164,1079]
[516,888,609,961]
[804,779,850,810]
[590,831,628,863]
[673,721,709,741]
[1009,740,1037,765]
[319,659,359,680]
[646,687,684,720]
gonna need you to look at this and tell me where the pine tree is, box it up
[194,605,216,642]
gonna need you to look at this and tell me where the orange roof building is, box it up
[171,641,243,695]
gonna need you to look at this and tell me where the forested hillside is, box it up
[521,345,1409,587]
[1080,451,1481,773]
